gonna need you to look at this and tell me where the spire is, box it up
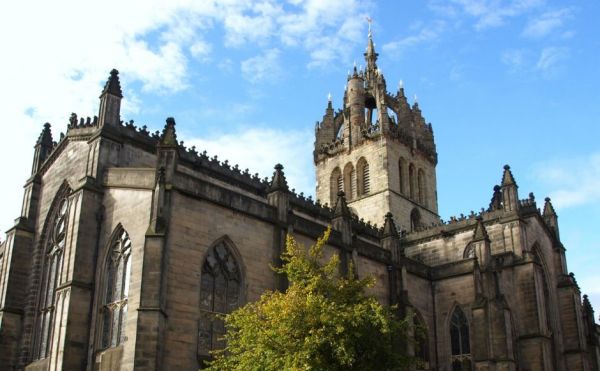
[160,117,178,147]
[543,197,559,239]
[501,164,517,187]
[473,217,489,241]
[382,212,399,238]
[36,122,53,147]
[543,197,557,218]
[489,185,502,211]
[31,123,53,174]
[98,68,123,126]
[100,69,123,98]
[268,164,289,192]
[501,165,519,212]
[364,17,378,71]
[333,191,351,219]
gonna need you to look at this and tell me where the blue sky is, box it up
[1,0,599,311]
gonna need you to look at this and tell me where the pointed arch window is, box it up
[330,167,342,205]
[450,307,472,371]
[343,163,355,201]
[101,229,132,349]
[410,208,421,232]
[409,163,416,200]
[198,240,242,359]
[356,158,370,196]
[34,196,69,360]
[399,158,406,195]
[418,168,426,206]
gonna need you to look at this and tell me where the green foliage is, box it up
[205,227,412,371]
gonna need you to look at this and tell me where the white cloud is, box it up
[536,46,568,75]
[383,21,446,55]
[186,128,315,197]
[0,0,370,231]
[522,8,574,38]
[501,49,527,70]
[438,0,544,30]
[241,49,282,84]
[533,152,600,209]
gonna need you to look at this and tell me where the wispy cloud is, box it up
[432,0,543,30]
[522,8,574,38]
[241,49,283,84]
[501,49,527,71]
[533,152,600,209]
[383,21,446,56]
[536,46,568,76]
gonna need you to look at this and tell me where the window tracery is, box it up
[198,240,242,358]
[450,307,472,371]
[34,196,68,359]
[101,229,132,349]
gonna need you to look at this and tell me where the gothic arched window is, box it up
[34,195,69,359]
[409,163,416,200]
[418,168,426,206]
[330,167,342,205]
[399,157,406,195]
[356,158,370,196]
[198,240,242,359]
[410,208,421,232]
[343,163,355,201]
[450,307,472,371]
[101,228,132,349]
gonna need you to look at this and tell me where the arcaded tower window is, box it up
[101,228,132,349]
[330,167,342,205]
[450,307,472,371]
[198,240,242,360]
[356,158,370,196]
[34,196,68,359]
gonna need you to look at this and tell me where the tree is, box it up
[205,228,412,371]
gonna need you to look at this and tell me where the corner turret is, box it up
[501,165,519,212]
[31,123,53,175]
[543,197,559,239]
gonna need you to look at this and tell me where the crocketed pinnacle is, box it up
[382,212,399,238]
[268,164,289,192]
[501,164,517,187]
[473,216,489,241]
[543,197,557,217]
[100,69,123,98]
[160,117,178,147]
[36,122,53,147]
[333,191,351,218]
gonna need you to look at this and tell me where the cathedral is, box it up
[0,31,599,371]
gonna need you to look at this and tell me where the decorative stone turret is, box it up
[267,164,290,222]
[31,123,53,175]
[543,197,559,240]
[501,165,519,212]
[382,212,402,263]
[98,69,123,127]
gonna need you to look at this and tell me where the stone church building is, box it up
[1,32,599,371]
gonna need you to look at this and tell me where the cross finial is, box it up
[366,16,373,37]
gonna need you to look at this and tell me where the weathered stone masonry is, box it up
[0,34,599,371]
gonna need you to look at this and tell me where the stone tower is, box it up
[314,30,439,231]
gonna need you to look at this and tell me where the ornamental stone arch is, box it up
[356,157,370,197]
[197,236,246,362]
[30,180,73,361]
[447,303,472,371]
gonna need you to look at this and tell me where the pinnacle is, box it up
[268,164,289,192]
[382,212,399,238]
[100,68,123,98]
[159,117,178,147]
[473,216,489,241]
[36,122,53,147]
[543,197,557,217]
[333,191,351,218]
[501,164,517,187]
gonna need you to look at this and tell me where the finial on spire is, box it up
[399,80,404,89]
[159,117,178,147]
[366,16,373,38]
[414,94,418,103]
[327,92,332,102]
[268,164,289,192]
